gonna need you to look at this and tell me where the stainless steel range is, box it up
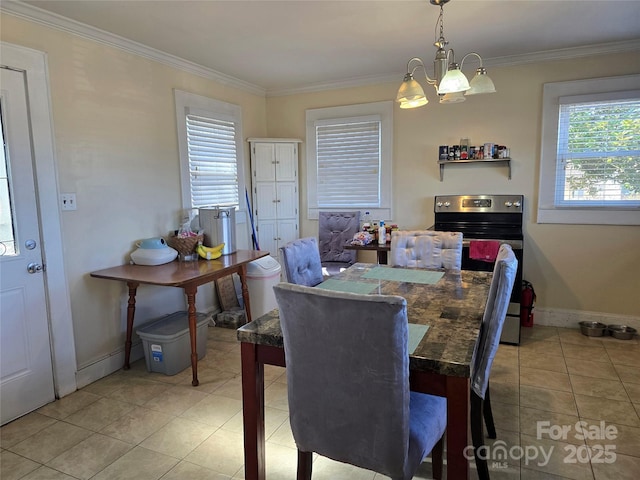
[432,194,524,345]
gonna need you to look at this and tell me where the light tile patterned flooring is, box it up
[1,325,639,479]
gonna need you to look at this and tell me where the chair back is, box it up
[279,237,324,287]
[273,282,412,479]
[390,230,462,270]
[471,244,518,399]
[318,211,360,265]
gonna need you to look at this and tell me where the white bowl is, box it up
[130,246,178,265]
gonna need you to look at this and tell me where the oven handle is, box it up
[463,239,523,250]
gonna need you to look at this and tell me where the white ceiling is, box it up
[8,0,640,95]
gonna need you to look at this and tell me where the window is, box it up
[538,75,640,225]
[306,101,393,220]
[174,90,246,218]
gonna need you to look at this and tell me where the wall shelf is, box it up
[437,158,512,181]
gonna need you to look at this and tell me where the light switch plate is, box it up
[60,193,77,211]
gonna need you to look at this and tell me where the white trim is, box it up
[2,1,638,98]
[247,138,302,144]
[75,343,144,390]
[0,42,77,397]
[537,74,640,225]
[535,307,640,335]
[174,89,247,224]
[306,101,393,221]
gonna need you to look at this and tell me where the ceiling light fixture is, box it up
[396,0,496,109]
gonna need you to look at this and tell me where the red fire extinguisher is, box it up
[520,280,536,327]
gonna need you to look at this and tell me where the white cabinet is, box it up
[248,138,302,261]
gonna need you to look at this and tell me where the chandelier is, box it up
[396,0,496,109]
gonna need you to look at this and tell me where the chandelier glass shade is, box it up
[396,0,495,109]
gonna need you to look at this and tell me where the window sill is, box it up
[537,207,640,225]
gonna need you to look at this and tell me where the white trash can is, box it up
[246,255,281,319]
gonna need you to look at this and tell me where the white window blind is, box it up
[556,97,640,206]
[186,113,239,208]
[316,119,381,207]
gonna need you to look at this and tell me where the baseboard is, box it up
[534,307,640,332]
[75,342,145,390]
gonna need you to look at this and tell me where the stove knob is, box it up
[443,201,451,208]
[436,202,443,207]
[505,201,513,207]
[514,201,521,207]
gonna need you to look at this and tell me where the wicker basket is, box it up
[166,234,203,255]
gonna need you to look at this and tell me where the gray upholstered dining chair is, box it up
[318,211,360,276]
[389,230,463,270]
[470,244,518,480]
[273,282,446,480]
[279,237,324,287]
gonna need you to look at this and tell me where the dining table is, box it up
[91,249,268,386]
[237,262,493,480]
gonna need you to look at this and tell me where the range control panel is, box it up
[434,195,524,213]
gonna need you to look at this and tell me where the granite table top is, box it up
[237,263,492,377]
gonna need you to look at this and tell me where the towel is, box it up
[469,240,501,262]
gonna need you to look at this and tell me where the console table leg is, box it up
[124,281,139,370]
[184,285,199,386]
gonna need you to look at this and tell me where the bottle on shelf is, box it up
[378,221,386,245]
[362,211,371,232]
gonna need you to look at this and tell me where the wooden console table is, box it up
[90,250,268,386]
[344,242,391,264]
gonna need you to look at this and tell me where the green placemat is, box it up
[316,279,378,295]
[362,266,444,285]
[408,324,429,354]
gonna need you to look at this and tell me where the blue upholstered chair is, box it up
[318,211,360,276]
[279,237,324,287]
[470,244,518,480]
[273,282,446,480]
[389,230,463,270]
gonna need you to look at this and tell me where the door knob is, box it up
[27,262,43,274]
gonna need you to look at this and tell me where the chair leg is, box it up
[483,383,497,439]
[297,450,312,480]
[471,391,490,480]
[431,435,444,480]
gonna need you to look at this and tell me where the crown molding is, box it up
[0,1,266,97]
[485,39,640,69]
[268,39,640,97]
[3,1,639,99]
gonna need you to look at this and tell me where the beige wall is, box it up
[1,14,267,371]
[266,52,640,316]
[2,11,639,383]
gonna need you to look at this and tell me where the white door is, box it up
[256,220,278,258]
[274,143,297,182]
[276,183,298,219]
[0,67,55,425]
[253,143,275,182]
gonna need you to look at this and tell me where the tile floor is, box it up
[1,325,639,479]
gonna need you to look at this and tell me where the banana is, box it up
[196,244,223,260]
[202,242,225,254]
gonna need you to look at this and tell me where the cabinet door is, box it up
[253,143,276,183]
[277,219,298,247]
[276,183,298,219]
[275,143,297,182]
[254,183,277,220]
[256,220,278,257]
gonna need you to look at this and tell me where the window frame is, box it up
[174,89,246,223]
[538,74,640,225]
[306,101,393,220]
